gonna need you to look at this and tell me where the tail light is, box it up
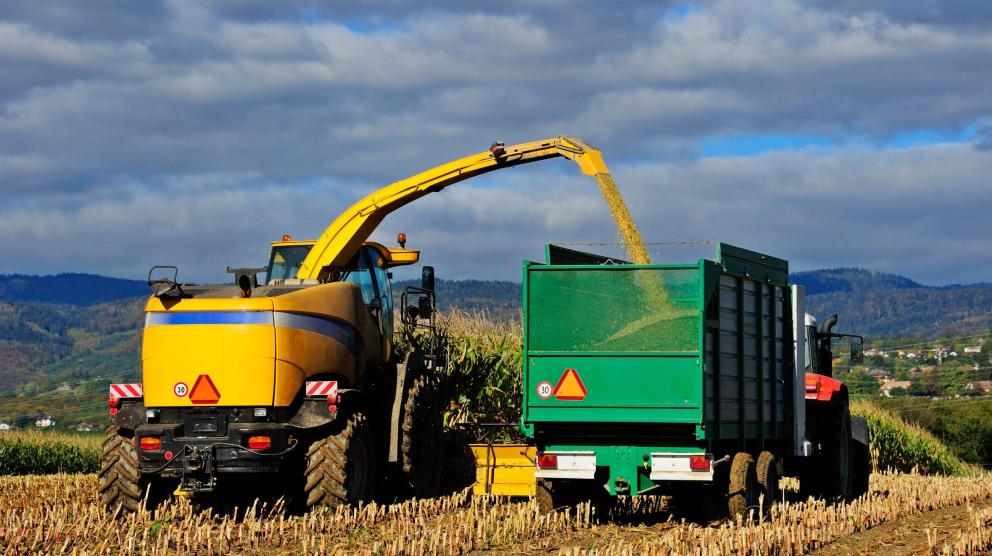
[108,396,119,409]
[139,437,161,451]
[536,453,558,469]
[248,436,272,450]
[689,455,710,471]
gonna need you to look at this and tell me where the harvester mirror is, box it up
[417,295,433,319]
[850,342,864,364]
[421,266,435,291]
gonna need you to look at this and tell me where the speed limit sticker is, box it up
[536,381,553,399]
[173,382,189,397]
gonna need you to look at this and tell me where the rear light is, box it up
[689,455,710,471]
[139,437,161,451]
[536,454,558,469]
[108,396,119,409]
[253,408,267,418]
[248,436,272,450]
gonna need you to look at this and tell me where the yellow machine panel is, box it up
[143,316,277,407]
[142,283,378,408]
[470,444,537,497]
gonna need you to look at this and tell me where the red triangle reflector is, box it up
[553,368,587,401]
[189,374,221,404]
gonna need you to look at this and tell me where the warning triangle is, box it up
[553,368,587,401]
[189,374,221,404]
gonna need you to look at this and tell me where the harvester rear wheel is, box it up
[755,451,779,515]
[304,413,375,508]
[727,452,759,520]
[99,425,169,513]
[401,374,443,497]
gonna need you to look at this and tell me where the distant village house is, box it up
[34,417,56,428]
[879,380,912,397]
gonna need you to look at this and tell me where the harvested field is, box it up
[2,472,991,555]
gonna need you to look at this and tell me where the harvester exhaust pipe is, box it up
[818,314,839,378]
[819,314,838,334]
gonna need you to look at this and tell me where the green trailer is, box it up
[521,243,869,518]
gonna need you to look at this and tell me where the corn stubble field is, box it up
[1,472,991,555]
[3,312,992,554]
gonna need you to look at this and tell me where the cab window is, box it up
[343,248,377,305]
[364,247,393,338]
[266,245,313,283]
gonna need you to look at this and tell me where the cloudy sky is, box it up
[1,0,990,285]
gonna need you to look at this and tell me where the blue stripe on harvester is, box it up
[144,310,359,355]
[145,311,274,326]
[273,312,359,355]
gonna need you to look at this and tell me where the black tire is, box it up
[727,452,759,520]
[304,413,375,509]
[401,375,443,498]
[535,480,611,520]
[535,479,558,514]
[801,402,852,502]
[850,438,871,500]
[755,451,779,515]
[99,426,170,513]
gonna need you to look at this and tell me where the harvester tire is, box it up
[401,374,443,497]
[727,452,759,520]
[99,426,166,513]
[304,413,375,508]
[755,451,779,515]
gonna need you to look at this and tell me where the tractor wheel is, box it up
[727,452,759,520]
[755,451,779,515]
[801,402,852,502]
[401,374,443,498]
[304,413,375,508]
[99,426,169,513]
[850,436,871,499]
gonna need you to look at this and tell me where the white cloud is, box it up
[0,0,991,285]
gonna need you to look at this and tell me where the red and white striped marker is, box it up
[305,380,338,398]
[109,383,143,398]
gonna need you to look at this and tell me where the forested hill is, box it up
[790,268,925,295]
[0,274,147,306]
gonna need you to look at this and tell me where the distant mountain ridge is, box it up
[790,268,925,295]
[0,273,147,306]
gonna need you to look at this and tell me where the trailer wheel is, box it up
[535,479,559,514]
[755,451,779,515]
[99,426,169,513]
[401,374,443,497]
[536,480,611,519]
[727,452,759,520]
[304,413,375,508]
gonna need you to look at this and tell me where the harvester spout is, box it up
[295,136,623,281]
